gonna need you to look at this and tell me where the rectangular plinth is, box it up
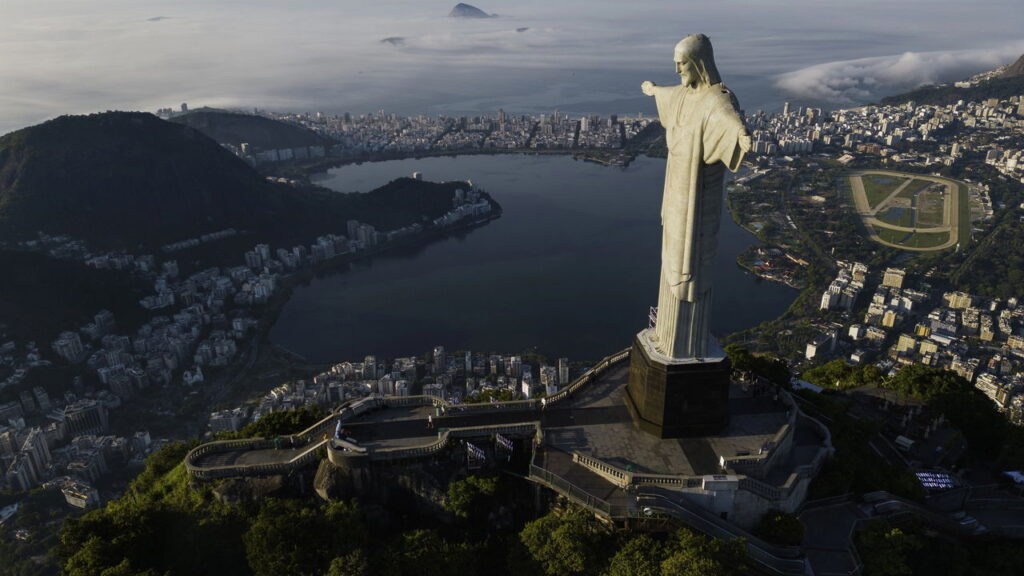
[625,332,730,438]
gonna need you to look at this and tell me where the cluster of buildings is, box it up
[2,389,156,509]
[208,345,573,434]
[746,95,1024,183]
[819,261,869,313]
[225,142,327,166]
[259,109,652,158]
[807,263,1024,424]
[0,177,491,504]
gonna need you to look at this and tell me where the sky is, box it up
[2,0,1022,135]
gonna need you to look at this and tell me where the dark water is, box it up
[271,155,796,362]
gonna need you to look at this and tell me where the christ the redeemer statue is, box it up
[641,34,751,359]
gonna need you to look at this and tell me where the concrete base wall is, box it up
[730,476,813,528]
[625,333,731,438]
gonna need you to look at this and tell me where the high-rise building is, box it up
[62,480,101,509]
[63,400,109,437]
[0,429,17,458]
[6,454,36,491]
[558,358,569,385]
[19,390,36,415]
[53,331,86,363]
[508,356,522,381]
[433,346,446,375]
[782,101,791,116]
[32,387,51,412]
[943,291,974,310]
[363,356,377,380]
[20,428,51,481]
[882,268,905,289]
[0,401,24,425]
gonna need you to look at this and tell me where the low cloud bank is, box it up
[776,44,1024,104]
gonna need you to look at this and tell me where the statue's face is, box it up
[675,58,698,88]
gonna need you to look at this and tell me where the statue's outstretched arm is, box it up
[641,81,657,96]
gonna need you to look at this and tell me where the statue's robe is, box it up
[651,83,748,359]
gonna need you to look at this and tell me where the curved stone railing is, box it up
[367,422,541,462]
[545,348,630,406]
[529,464,615,516]
[571,452,709,490]
[185,438,329,480]
[186,348,629,479]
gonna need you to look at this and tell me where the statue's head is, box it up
[673,34,722,89]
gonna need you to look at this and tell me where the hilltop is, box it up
[999,53,1024,79]
[879,53,1024,107]
[0,112,465,250]
[449,3,492,18]
[169,109,333,150]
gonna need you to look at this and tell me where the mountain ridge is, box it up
[169,109,332,151]
[449,3,492,18]
[0,112,465,251]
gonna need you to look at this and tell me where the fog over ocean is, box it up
[3,0,1022,134]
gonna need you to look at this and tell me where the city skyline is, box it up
[3,0,1023,134]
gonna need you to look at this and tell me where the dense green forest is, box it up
[855,518,1024,576]
[953,218,1024,299]
[56,442,752,576]
[169,110,333,150]
[0,112,468,250]
[0,248,150,345]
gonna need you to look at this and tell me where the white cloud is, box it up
[1,1,1022,134]
[776,44,1024,104]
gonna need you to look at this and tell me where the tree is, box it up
[603,534,662,576]
[519,508,611,576]
[445,475,498,520]
[752,510,804,547]
[327,550,370,576]
[242,406,329,438]
[885,364,968,401]
[803,359,881,390]
[243,499,364,576]
[724,345,790,386]
[381,529,462,576]
[659,529,748,576]
[856,523,922,576]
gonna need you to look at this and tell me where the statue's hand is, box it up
[739,132,753,151]
[641,81,656,96]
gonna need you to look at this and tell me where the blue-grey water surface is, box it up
[271,154,796,362]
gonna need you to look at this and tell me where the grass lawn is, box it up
[895,178,933,200]
[875,227,950,249]
[917,189,946,228]
[877,206,914,228]
[956,182,971,248]
[860,174,908,209]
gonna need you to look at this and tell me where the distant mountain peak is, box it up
[999,53,1024,79]
[449,3,493,18]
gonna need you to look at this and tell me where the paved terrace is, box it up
[189,361,821,486]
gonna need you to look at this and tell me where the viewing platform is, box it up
[184,346,830,575]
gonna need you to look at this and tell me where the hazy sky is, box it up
[2,0,1022,134]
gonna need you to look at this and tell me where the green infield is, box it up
[877,206,915,228]
[862,174,907,209]
[875,227,950,248]
[895,178,934,200]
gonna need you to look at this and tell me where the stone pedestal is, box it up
[625,329,730,438]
